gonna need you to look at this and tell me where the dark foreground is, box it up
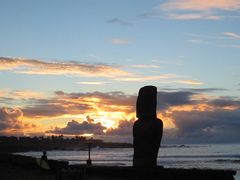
[0,153,236,180]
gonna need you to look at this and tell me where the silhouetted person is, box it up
[133,86,163,167]
[38,151,50,170]
[41,151,48,162]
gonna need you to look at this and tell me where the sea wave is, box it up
[214,159,240,163]
[159,154,240,159]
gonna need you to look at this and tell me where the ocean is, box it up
[16,143,240,179]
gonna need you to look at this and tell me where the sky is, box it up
[0,0,240,143]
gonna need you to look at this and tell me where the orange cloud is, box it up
[1,88,240,143]
[160,0,240,11]
[0,107,38,136]
[0,91,5,97]
[0,57,130,78]
[175,79,204,85]
[18,91,136,132]
[158,0,240,20]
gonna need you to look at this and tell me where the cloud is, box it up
[157,90,240,143]
[157,91,196,110]
[76,81,110,85]
[49,116,134,137]
[0,91,6,97]
[22,98,91,118]
[47,118,135,143]
[153,0,240,20]
[106,18,131,26]
[45,89,240,143]
[159,88,226,93]
[114,74,203,85]
[106,120,133,136]
[9,90,46,99]
[186,32,240,49]
[21,91,136,119]
[208,97,240,108]
[166,12,221,20]
[0,90,137,136]
[223,32,240,39]
[110,38,131,45]
[47,119,106,135]
[169,109,240,143]
[130,64,160,68]
[115,74,177,82]
[0,57,130,78]
[0,89,219,120]
[160,0,240,11]
[0,107,23,130]
[103,120,134,142]
[0,107,33,135]
[175,80,204,85]
[47,116,135,142]
[1,88,240,143]
[19,90,195,119]
[0,57,206,86]
[57,91,136,110]
[0,90,49,108]
[187,39,209,44]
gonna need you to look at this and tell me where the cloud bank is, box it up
[48,119,105,135]
[1,88,240,143]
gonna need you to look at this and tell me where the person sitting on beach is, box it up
[133,86,163,167]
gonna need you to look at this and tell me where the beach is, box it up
[0,146,238,180]
[16,144,240,172]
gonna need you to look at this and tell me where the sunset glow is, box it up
[0,0,240,143]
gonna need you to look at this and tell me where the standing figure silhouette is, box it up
[133,86,163,167]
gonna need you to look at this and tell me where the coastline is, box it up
[0,153,236,180]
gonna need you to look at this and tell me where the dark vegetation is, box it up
[0,135,132,152]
